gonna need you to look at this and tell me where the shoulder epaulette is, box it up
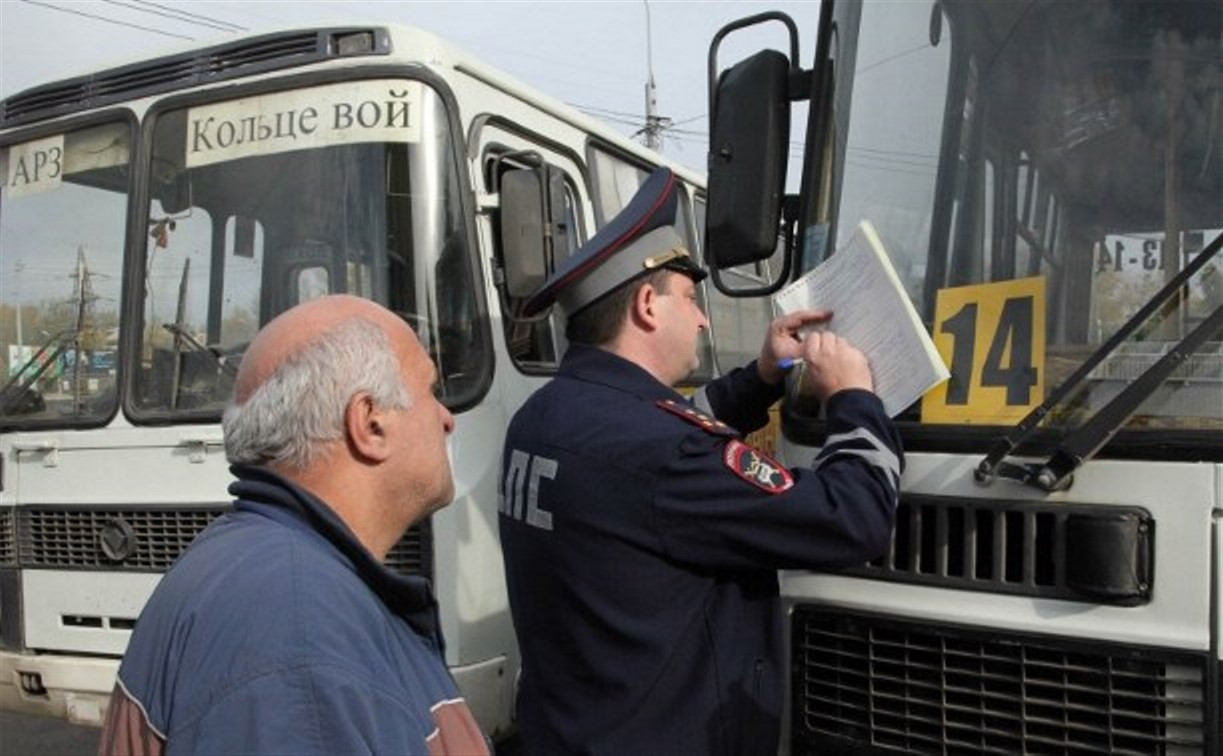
[655,399,737,437]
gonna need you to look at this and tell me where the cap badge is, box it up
[643,247,691,270]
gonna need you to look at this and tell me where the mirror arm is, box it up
[707,11,808,292]
[708,194,798,298]
[491,259,554,327]
[786,69,817,103]
[708,12,800,130]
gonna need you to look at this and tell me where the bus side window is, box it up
[296,266,330,302]
[588,146,648,225]
[695,195,777,376]
[677,189,714,383]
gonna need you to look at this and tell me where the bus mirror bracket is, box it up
[706,12,807,297]
[154,166,193,216]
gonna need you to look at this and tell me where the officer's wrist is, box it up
[756,359,784,386]
[748,360,788,402]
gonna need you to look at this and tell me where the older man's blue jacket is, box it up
[99,466,487,755]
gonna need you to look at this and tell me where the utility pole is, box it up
[642,0,671,151]
[70,246,95,409]
[14,260,24,351]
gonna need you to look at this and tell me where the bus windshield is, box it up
[832,0,1221,437]
[131,79,485,419]
[1,121,131,428]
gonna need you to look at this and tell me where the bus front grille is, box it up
[0,509,15,566]
[791,607,1208,754]
[18,506,227,571]
[384,519,432,579]
[15,506,431,579]
[844,495,1152,605]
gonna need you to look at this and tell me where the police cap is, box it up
[523,167,707,317]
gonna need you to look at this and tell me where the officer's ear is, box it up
[629,279,663,333]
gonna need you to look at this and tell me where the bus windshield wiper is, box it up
[161,323,238,378]
[975,230,1222,491]
[0,330,76,415]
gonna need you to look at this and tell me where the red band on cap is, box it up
[544,172,676,296]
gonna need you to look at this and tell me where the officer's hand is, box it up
[758,309,832,385]
[799,330,873,400]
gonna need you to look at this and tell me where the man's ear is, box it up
[345,392,392,463]
[631,281,661,332]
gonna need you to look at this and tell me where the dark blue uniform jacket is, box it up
[499,344,902,756]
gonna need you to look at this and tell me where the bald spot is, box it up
[233,295,411,404]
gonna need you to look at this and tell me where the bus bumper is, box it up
[450,654,514,740]
[0,651,117,726]
[1,650,516,736]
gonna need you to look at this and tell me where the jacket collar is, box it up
[228,465,445,653]
[559,343,688,403]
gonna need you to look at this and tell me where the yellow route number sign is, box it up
[922,277,1045,424]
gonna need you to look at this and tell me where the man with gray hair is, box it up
[97,295,489,755]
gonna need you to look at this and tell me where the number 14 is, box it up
[922,277,1046,424]
[940,297,1037,405]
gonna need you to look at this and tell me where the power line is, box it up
[18,0,195,40]
[845,158,936,178]
[568,102,647,121]
[466,38,639,85]
[575,108,645,129]
[662,126,706,137]
[662,133,710,148]
[671,113,706,127]
[848,144,939,161]
[846,152,941,170]
[131,0,246,31]
[103,0,245,33]
[857,43,930,76]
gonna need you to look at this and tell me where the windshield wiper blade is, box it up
[975,230,1222,488]
[0,330,76,415]
[161,323,239,378]
[1030,303,1222,491]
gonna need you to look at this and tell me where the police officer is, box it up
[499,167,901,755]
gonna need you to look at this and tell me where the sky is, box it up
[0,0,824,177]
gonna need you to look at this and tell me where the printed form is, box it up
[773,221,949,417]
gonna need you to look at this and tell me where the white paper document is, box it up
[773,221,950,417]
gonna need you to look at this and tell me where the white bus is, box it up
[705,0,1220,752]
[0,24,772,735]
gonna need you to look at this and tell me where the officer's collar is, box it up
[559,343,688,404]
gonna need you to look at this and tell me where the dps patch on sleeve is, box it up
[723,439,794,494]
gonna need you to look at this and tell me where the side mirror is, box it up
[498,163,569,299]
[706,48,792,270]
